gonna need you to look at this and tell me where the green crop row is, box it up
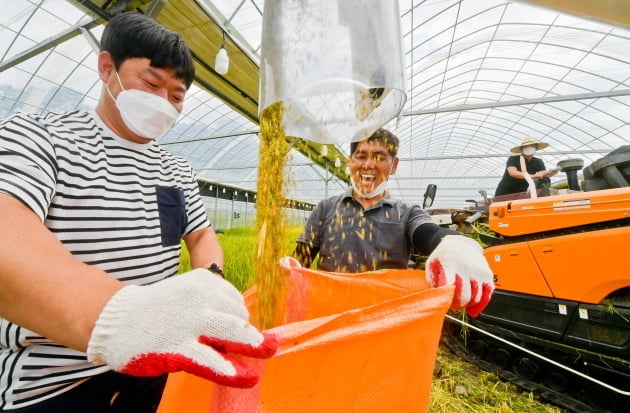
[179,225,303,292]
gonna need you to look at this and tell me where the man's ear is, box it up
[389,157,399,175]
[97,51,115,83]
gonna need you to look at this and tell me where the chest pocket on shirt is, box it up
[156,186,188,246]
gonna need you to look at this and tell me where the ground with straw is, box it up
[429,345,563,412]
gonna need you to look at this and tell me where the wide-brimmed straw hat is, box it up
[510,136,550,153]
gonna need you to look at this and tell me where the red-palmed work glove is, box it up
[426,235,494,317]
[87,268,278,388]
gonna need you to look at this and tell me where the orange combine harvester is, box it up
[437,146,630,413]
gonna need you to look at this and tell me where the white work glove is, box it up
[87,268,278,388]
[425,235,495,317]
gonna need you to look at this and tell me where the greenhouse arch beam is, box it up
[402,89,630,117]
[0,18,102,73]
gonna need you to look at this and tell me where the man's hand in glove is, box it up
[87,268,278,388]
[425,235,494,317]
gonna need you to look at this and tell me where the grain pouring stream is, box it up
[254,101,291,329]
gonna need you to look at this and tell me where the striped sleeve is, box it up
[0,113,57,221]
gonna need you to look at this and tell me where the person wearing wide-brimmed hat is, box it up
[494,136,558,197]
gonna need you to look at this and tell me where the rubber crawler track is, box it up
[441,317,628,413]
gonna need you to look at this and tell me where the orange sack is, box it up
[158,258,454,413]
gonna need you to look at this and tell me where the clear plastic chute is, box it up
[259,0,407,144]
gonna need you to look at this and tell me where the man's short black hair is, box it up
[100,11,195,89]
[350,128,399,157]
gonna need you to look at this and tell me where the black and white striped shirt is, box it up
[0,110,210,409]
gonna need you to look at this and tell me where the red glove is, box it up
[87,268,278,388]
[426,235,494,317]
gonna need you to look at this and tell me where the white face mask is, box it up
[351,177,389,199]
[106,72,180,140]
[522,146,536,156]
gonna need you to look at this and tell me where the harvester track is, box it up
[442,315,629,413]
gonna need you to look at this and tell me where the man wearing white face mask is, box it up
[0,11,276,413]
[494,136,558,197]
[105,70,181,140]
[293,128,495,318]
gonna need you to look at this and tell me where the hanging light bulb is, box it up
[215,31,229,75]
[334,157,341,168]
[320,145,328,157]
[215,47,229,74]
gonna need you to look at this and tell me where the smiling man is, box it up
[293,128,495,317]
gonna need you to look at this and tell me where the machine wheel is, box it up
[543,370,569,393]
[488,348,511,369]
[513,357,539,380]
[583,385,617,413]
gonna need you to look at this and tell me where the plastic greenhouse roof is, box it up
[2,0,630,209]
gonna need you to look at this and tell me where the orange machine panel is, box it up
[484,243,553,297]
[528,225,630,304]
[488,187,630,236]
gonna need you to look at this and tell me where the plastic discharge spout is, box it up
[259,0,407,145]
